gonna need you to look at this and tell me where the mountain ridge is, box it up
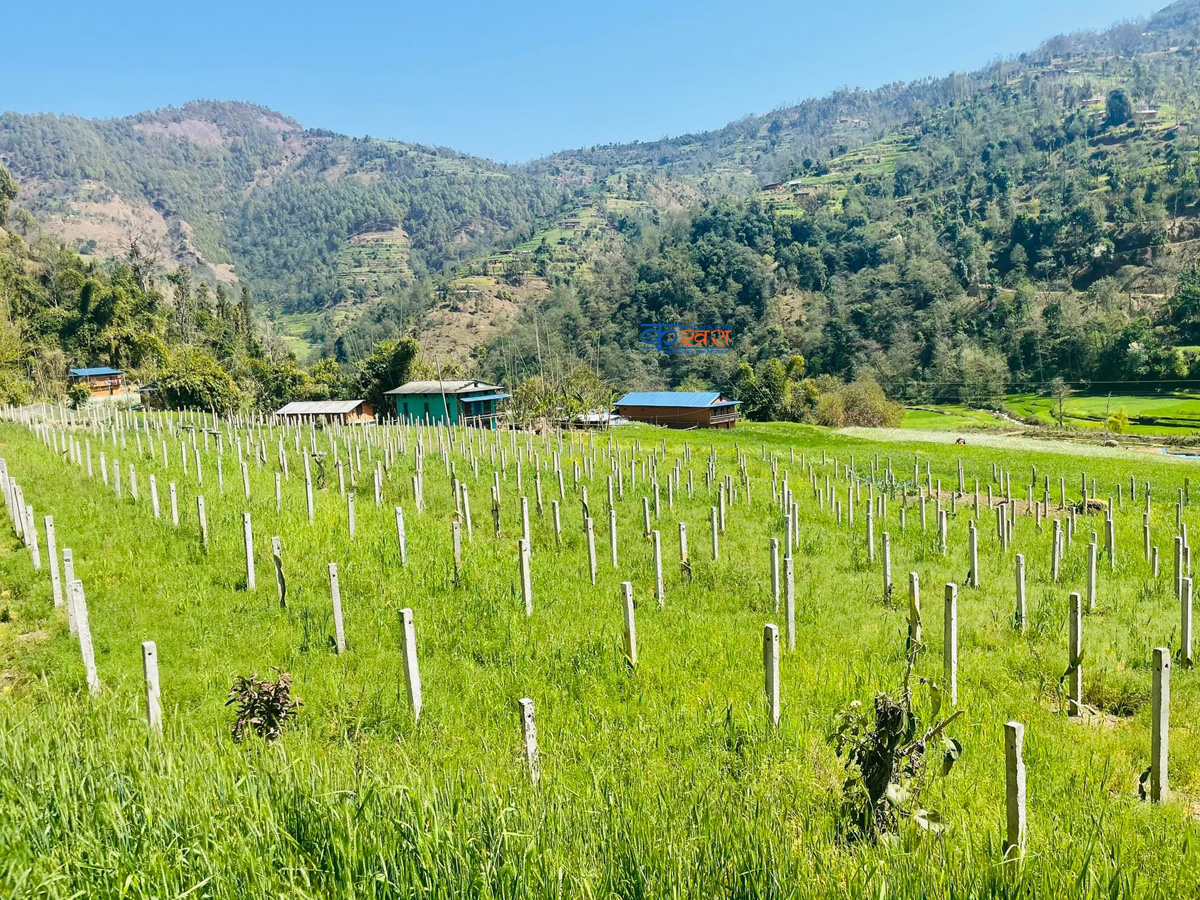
[7,0,1200,376]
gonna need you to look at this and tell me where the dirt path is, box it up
[836,426,1187,462]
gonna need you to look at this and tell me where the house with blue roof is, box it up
[69,366,124,396]
[614,391,740,429]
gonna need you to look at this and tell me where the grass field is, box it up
[5,415,1200,897]
[1007,392,1200,436]
[271,311,323,364]
[902,406,1009,430]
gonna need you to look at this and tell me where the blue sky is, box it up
[4,0,1163,162]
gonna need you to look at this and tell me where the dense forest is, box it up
[478,2,1200,420]
[0,180,431,413]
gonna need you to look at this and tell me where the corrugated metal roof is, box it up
[385,380,504,395]
[276,400,367,416]
[459,393,510,403]
[615,391,739,408]
[71,366,122,377]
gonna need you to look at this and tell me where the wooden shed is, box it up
[275,399,375,425]
[70,366,124,396]
[614,391,741,429]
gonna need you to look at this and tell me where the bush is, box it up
[227,669,301,743]
[814,376,903,429]
[815,392,847,428]
[66,382,91,409]
[158,349,240,411]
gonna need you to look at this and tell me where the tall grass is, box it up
[1,416,1199,898]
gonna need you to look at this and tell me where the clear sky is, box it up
[4,0,1164,162]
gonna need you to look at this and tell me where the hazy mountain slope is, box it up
[0,100,565,315]
[532,1,1200,191]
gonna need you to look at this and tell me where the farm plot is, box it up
[1008,392,1200,435]
[2,413,1200,897]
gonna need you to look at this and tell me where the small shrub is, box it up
[226,668,301,742]
[829,649,962,842]
[66,382,91,409]
[815,392,846,428]
[839,376,904,428]
[1107,408,1130,434]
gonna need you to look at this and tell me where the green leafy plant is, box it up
[829,649,963,843]
[226,669,301,742]
[66,382,91,409]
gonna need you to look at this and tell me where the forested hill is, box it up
[12,0,1200,418]
[533,0,1200,190]
[475,0,1200,416]
[0,100,565,314]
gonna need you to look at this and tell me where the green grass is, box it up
[272,311,322,363]
[902,406,1008,430]
[1008,392,1200,435]
[5,417,1200,896]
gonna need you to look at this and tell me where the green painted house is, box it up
[385,379,509,427]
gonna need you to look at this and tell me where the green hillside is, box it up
[15,2,1200,422]
[0,101,565,322]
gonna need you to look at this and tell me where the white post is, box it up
[1151,646,1171,802]
[882,531,892,599]
[586,516,597,586]
[45,515,62,608]
[621,581,636,668]
[764,622,780,726]
[1014,553,1026,632]
[1004,722,1026,862]
[304,455,314,524]
[1106,514,1116,572]
[69,579,100,695]
[243,512,255,590]
[770,538,780,612]
[1068,592,1082,716]
[329,562,346,654]
[710,506,719,560]
[63,548,77,634]
[908,572,921,651]
[652,529,664,606]
[784,554,795,652]
[969,520,979,588]
[1182,578,1194,668]
[1052,519,1061,582]
[1087,541,1097,611]
[26,506,41,570]
[197,495,208,550]
[519,538,533,616]
[400,607,422,720]
[272,536,286,608]
[395,507,408,565]
[943,583,957,705]
[679,521,690,582]
[518,697,540,785]
[169,482,179,527]
[452,519,462,583]
[142,640,162,733]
